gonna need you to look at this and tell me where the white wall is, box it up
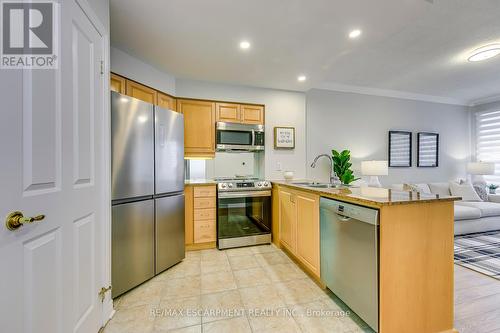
[110,47,176,95]
[86,0,109,31]
[306,89,471,185]
[473,100,500,113]
[209,152,256,178]
[176,79,307,180]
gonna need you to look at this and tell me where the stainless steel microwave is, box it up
[216,122,265,152]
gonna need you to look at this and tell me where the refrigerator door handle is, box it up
[158,124,166,148]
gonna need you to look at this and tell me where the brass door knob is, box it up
[5,211,45,231]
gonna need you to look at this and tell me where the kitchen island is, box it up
[272,181,459,333]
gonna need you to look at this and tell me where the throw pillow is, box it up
[413,183,432,194]
[428,182,451,196]
[473,184,488,201]
[449,182,483,202]
[403,183,419,192]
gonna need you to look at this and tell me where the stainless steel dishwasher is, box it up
[320,197,379,332]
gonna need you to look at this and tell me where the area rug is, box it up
[454,230,500,280]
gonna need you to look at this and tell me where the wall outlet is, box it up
[276,162,282,171]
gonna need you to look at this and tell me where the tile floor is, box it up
[103,244,372,333]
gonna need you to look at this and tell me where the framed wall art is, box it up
[274,127,295,149]
[388,131,412,167]
[417,132,439,167]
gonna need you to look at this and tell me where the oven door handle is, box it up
[218,190,271,199]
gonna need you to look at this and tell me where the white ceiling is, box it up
[110,0,500,105]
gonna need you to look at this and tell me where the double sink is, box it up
[291,181,344,189]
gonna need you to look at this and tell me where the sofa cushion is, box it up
[391,184,404,191]
[450,182,482,202]
[428,182,451,196]
[455,201,500,218]
[391,183,432,194]
[412,183,432,194]
[454,204,482,221]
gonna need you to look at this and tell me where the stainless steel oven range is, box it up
[216,178,272,249]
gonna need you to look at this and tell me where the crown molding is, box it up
[469,94,500,107]
[316,82,469,106]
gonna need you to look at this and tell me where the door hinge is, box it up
[100,60,104,75]
[98,285,112,303]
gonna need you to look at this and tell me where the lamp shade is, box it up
[466,162,495,175]
[361,160,388,176]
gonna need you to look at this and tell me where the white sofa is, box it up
[391,182,500,235]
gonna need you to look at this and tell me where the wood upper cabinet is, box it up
[157,92,177,112]
[278,186,320,278]
[126,80,158,105]
[216,103,240,123]
[110,73,263,125]
[295,191,320,277]
[241,104,264,124]
[177,99,216,158]
[279,188,297,253]
[110,73,126,94]
[215,102,264,125]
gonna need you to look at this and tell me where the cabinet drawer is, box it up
[194,186,216,198]
[194,220,216,243]
[194,197,216,209]
[194,208,216,221]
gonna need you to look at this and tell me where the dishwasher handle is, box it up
[335,213,351,222]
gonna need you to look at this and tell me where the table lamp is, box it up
[361,160,388,188]
[467,162,495,185]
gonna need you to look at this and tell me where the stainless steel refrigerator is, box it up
[111,91,185,298]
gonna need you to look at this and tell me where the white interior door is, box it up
[0,1,106,332]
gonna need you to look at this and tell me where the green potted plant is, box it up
[487,184,499,194]
[332,149,360,185]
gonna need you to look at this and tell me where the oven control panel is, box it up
[218,180,271,191]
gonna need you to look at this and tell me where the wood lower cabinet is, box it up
[185,185,217,249]
[157,92,177,112]
[295,191,320,277]
[194,220,216,243]
[178,99,216,158]
[278,186,320,278]
[193,186,216,197]
[110,73,126,94]
[241,104,264,124]
[279,188,296,253]
[185,186,194,245]
[126,80,158,105]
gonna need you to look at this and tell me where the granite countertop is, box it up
[184,179,217,186]
[272,180,461,208]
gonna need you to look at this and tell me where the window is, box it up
[475,110,500,183]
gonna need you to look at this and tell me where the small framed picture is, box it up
[274,127,295,149]
[388,131,412,167]
[417,132,439,167]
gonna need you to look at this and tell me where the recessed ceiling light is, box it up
[239,41,251,49]
[297,75,307,82]
[348,29,362,39]
[468,44,500,62]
